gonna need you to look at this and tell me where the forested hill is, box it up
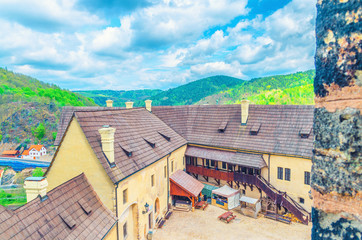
[75,89,162,107]
[0,67,97,147]
[196,70,315,105]
[137,75,245,106]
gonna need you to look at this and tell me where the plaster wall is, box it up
[46,118,115,211]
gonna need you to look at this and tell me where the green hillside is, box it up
[197,70,315,105]
[140,75,245,106]
[0,67,97,147]
[75,89,162,107]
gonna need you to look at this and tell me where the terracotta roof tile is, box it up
[170,170,204,197]
[152,104,314,158]
[73,108,187,183]
[0,173,117,240]
[28,145,46,151]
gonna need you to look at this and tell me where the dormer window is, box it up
[59,210,76,229]
[144,137,156,148]
[300,126,312,138]
[78,198,92,215]
[119,143,132,157]
[158,131,171,141]
[218,121,228,132]
[250,123,261,135]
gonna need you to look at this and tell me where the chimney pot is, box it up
[241,100,250,125]
[106,100,113,107]
[98,127,116,164]
[125,101,134,109]
[145,100,152,112]
[24,177,48,203]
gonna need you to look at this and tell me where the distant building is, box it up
[22,145,47,160]
[1,150,20,158]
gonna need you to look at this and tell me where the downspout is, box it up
[167,154,171,211]
[115,183,119,240]
[268,154,271,182]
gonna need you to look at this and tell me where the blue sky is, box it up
[0,0,316,90]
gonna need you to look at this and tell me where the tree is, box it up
[35,123,45,140]
[32,167,44,177]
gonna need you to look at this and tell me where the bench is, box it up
[157,219,166,228]
[265,211,291,224]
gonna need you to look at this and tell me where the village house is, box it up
[46,99,313,239]
[22,145,47,160]
[0,173,117,240]
[1,150,20,158]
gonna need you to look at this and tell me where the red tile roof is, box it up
[65,108,187,184]
[0,173,117,240]
[2,150,18,155]
[22,150,29,156]
[170,170,204,197]
[152,104,314,158]
[28,145,45,151]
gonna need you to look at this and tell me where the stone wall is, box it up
[312,0,361,239]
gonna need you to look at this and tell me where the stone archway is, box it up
[120,203,139,240]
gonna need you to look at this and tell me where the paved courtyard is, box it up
[153,205,311,240]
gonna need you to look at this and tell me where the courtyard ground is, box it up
[153,205,311,240]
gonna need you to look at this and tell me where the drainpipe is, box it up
[268,154,271,182]
[167,154,171,210]
[115,183,119,240]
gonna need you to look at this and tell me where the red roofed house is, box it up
[22,145,47,160]
[1,150,20,158]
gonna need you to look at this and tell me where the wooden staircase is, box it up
[234,173,310,225]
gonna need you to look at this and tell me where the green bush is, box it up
[32,167,44,177]
[35,123,45,140]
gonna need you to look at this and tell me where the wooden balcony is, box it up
[186,165,234,182]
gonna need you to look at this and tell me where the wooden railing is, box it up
[186,165,233,182]
[234,172,310,225]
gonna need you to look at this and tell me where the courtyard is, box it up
[153,205,311,240]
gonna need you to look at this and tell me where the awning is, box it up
[212,185,239,198]
[202,184,218,198]
[229,152,266,168]
[185,146,235,162]
[240,196,259,204]
[185,146,266,169]
[170,170,204,197]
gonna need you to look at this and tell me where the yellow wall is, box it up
[46,118,115,211]
[103,225,118,240]
[269,155,312,211]
[117,145,186,240]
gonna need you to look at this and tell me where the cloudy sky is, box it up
[0,0,316,90]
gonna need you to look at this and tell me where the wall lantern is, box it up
[142,202,149,214]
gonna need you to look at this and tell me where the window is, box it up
[151,174,155,187]
[222,162,227,169]
[210,160,215,167]
[183,157,185,166]
[285,168,291,181]
[299,197,305,204]
[248,168,254,175]
[164,166,167,178]
[242,189,246,195]
[171,161,174,172]
[228,164,233,171]
[186,156,191,165]
[123,189,128,204]
[304,171,311,185]
[205,159,209,167]
[123,222,128,239]
[277,167,283,180]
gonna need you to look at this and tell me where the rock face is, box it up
[312,0,362,239]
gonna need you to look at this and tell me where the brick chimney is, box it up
[145,100,152,112]
[24,177,48,202]
[98,126,116,164]
[241,100,250,125]
[106,100,113,107]
[125,101,134,109]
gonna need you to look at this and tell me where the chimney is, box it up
[98,125,116,164]
[125,101,134,109]
[145,100,152,112]
[106,100,113,107]
[241,100,250,125]
[24,177,48,203]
